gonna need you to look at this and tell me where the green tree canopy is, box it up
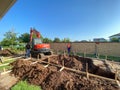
[110,38,119,42]
[53,37,61,43]
[62,38,71,43]
[18,33,30,43]
[1,38,11,46]
[1,30,17,46]
[43,37,53,43]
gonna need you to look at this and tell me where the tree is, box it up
[1,30,17,46]
[62,38,71,43]
[110,38,119,42]
[43,38,53,43]
[1,38,11,46]
[53,37,61,43]
[18,33,30,43]
[18,30,44,43]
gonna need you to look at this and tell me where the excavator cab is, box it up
[32,38,50,52]
[32,38,42,48]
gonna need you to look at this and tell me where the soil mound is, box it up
[10,55,120,90]
[0,49,15,56]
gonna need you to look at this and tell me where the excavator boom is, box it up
[30,28,41,43]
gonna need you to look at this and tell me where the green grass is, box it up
[0,65,11,71]
[2,59,15,64]
[86,53,96,58]
[0,59,15,71]
[107,56,120,62]
[75,52,120,62]
[11,81,41,90]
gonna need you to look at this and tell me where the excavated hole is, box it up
[47,55,115,79]
[73,56,115,79]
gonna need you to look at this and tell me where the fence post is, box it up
[105,55,107,60]
[97,53,99,59]
[64,50,66,56]
[84,52,86,58]
[57,50,59,55]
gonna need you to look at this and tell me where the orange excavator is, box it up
[30,28,52,57]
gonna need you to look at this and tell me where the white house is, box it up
[109,33,120,41]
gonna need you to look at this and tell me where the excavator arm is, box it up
[30,28,41,43]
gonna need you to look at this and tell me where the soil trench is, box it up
[10,54,120,90]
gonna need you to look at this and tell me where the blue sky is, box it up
[0,0,120,41]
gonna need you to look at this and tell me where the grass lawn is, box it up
[0,59,15,71]
[0,65,11,71]
[11,81,41,90]
[75,52,120,62]
[2,59,15,64]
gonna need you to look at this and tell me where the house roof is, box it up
[109,33,120,37]
[93,38,105,40]
[0,0,16,19]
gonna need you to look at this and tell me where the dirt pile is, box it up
[0,49,15,56]
[10,55,120,90]
[41,71,118,90]
[49,54,82,70]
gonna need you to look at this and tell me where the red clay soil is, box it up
[10,55,120,90]
[0,49,15,56]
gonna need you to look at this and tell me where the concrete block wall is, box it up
[50,42,120,56]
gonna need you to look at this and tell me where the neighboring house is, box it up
[109,33,120,41]
[93,38,106,42]
[80,40,88,42]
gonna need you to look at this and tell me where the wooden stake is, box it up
[74,51,76,55]
[37,54,39,60]
[86,63,89,79]
[63,50,66,57]
[97,53,99,59]
[59,66,64,71]
[44,58,50,68]
[3,68,6,72]
[1,70,12,75]
[30,54,32,59]
[0,56,3,63]
[64,50,65,54]
[57,50,58,55]
[112,60,113,66]
[115,69,118,81]
[62,59,64,67]
[86,63,88,72]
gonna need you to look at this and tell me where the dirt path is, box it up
[0,73,19,90]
